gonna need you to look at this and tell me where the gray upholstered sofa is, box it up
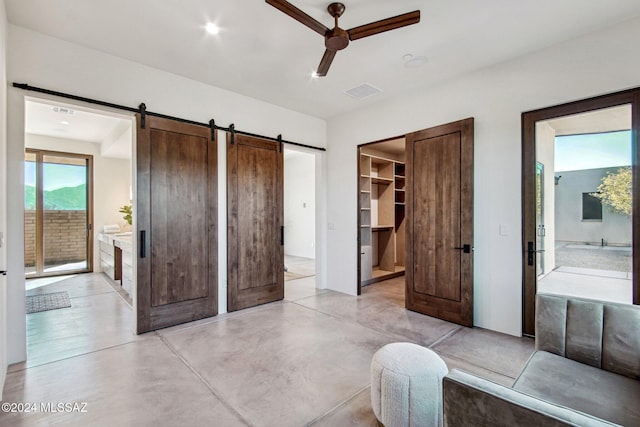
[443,294,640,426]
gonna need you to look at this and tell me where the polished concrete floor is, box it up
[2,273,534,426]
[284,255,316,281]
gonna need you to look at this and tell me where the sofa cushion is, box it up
[602,304,640,379]
[513,351,640,426]
[536,294,640,380]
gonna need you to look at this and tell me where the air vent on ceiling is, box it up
[52,106,75,115]
[344,83,382,99]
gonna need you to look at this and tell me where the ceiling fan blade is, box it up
[347,10,420,41]
[265,0,329,36]
[316,49,337,77]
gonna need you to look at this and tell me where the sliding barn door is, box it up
[227,133,284,312]
[136,115,217,333]
[405,118,474,327]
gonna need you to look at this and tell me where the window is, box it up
[582,192,602,221]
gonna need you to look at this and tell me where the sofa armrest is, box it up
[443,369,619,427]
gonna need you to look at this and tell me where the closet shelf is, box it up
[371,177,393,185]
[372,225,394,231]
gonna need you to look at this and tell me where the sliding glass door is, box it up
[25,149,93,277]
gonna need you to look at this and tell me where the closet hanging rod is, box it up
[12,82,326,152]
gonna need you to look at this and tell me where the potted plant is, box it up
[119,204,132,225]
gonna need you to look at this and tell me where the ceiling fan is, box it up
[265,0,420,77]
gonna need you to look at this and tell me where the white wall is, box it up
[25,133,132,271]
[326,16,640,336]
[0,0,7,400]
[284,151,315,259]
[6,25,327,364]
[555,167,632,245]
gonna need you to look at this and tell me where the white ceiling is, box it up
[7,1,640,119]
[545,105,631,136]
[26,100,133,159]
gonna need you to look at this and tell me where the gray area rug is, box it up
[26,291,72,314]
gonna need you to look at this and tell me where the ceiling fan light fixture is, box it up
[403,53,428,68]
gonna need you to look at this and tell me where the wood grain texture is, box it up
[227,133,284,312]
[521,87,640,335]
[347,10,420,41]
[136,115,217,334]
[150,129,208,306]
[406,118,474,327]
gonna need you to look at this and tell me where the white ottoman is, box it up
[371,343,448,427]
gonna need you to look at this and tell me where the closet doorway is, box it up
[358,138,407,290]
[357,118,475,327]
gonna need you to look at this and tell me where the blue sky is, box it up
[24,162,86,190]
[555,130,631,172]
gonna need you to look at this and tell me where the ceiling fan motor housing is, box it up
[325,27,349,50]
[325,3,349,51]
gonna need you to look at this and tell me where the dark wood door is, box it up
[227,133,284,311]
[405,118,474,327]
[136,115,217,333]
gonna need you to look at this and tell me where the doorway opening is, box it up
[358,138,406,292]
[284,149,316,280]
[537,109,632,302]
[357,119,475,327]
[282,147,321,302]
[522,89,640,336]
[22,97,136,367]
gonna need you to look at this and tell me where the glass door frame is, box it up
[25,148,94,278]
[521,87,640,336]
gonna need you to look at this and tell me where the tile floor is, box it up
[1,273,534,426]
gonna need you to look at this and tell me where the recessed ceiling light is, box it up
[60,120,70,125]
[205,22,220,35]
[402,53,428,68]
[311,72,320,79]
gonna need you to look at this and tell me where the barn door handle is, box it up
[280,226,284,246]
[454,244,472,253]
[140,230,147,258]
